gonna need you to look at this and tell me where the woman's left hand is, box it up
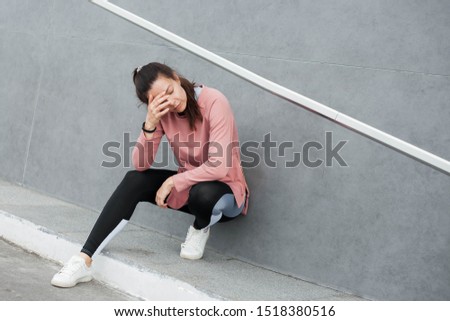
[156,177,174,208]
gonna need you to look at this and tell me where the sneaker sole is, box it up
[180,251,204,260]
[51,275,93,288]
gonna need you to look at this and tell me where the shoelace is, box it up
[58,259,83,275]
[184,228,208,249]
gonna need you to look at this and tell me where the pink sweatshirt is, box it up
[132,85,250,215]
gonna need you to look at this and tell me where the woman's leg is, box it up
[84,177,242,256]
[81,169,177,257]
[51,168,178,288]
[180,181,244,260]
[187,181,244,229]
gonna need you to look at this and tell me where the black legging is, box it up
[81,169,240,257]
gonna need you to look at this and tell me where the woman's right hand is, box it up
[144,91,172,130]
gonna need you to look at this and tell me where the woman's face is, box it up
[147,74,187,113]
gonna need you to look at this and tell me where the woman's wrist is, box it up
[166,177,174,188]
[143,121,157,133]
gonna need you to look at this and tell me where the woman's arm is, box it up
[132,124,165,171]
[132,91,170,171]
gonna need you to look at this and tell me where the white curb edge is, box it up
[0,210,219,301]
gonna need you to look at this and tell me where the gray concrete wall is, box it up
[1,0,449,300]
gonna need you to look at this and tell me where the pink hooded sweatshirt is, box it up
[132,85,250,215]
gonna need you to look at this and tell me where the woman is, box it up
[51,62,250,288]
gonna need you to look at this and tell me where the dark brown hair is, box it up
[132,62,202,131]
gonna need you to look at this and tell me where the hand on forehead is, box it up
[148,77,173,99]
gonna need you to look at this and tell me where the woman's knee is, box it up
[121,170,150,189]
[120,169,176,198]
[188,183,212,209]
[187,181,231,213]
[188,183,207,205]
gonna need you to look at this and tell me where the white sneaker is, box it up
[180,225,210,260]
[51,255,92,288]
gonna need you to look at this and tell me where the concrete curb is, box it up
[0,210,219,301]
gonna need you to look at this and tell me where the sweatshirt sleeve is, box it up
[171,93,236,192]
[132,123,164,171]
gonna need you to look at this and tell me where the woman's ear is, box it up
[173,73,180,83]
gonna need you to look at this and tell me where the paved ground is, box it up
[0,178,365,301]
[0,237,139,301]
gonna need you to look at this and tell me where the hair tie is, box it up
[136,66,142,73]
